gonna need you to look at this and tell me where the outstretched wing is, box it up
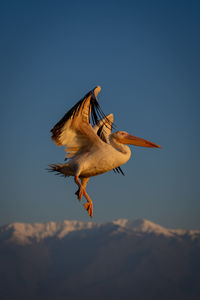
[51,86,110,159]
[93,113,114,143]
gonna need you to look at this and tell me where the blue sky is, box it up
[0,0,199,228]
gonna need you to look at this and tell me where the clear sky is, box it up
[1,0,199,229]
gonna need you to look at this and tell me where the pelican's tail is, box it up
[47,163,74,177]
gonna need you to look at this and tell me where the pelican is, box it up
[49,86,161,217]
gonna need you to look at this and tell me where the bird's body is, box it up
[49,86,161,217]
[58,138,131,178]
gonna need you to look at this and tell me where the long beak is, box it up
[121,134,161,148]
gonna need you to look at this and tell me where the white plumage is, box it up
[49,86,161,217]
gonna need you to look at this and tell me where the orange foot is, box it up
[83,201,93,217]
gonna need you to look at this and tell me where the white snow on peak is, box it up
[113,218,200,239]
[3,220,98,245]
[113,218,173,236]
[1,219,200,245]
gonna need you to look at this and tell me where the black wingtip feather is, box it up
[113,167,125,176]
[51,88,116,141]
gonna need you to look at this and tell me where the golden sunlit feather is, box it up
[49,86,161,217]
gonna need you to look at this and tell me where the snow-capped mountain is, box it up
[1,219,98,244]
[1,218,199,245]
[0,219,200,300]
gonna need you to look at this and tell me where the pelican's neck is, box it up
[109,135,131,156]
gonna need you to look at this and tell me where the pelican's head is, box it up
[112,131,161,148]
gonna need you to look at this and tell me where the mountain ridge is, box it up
[1,218,200,245]
[1,218,200,300]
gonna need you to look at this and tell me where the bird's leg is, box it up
[82,190,93,218]
[74,176,82,198]
[74,176,93,217]
[75,178,89,201]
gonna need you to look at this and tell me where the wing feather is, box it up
[93,113,114,143]
[51,86,110,159]
[51,86,125,175]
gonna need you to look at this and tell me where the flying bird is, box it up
[49,86,161,217]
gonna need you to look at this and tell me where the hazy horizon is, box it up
[1,217,200,300]
[1,0,200,229]
[1,216,200,231]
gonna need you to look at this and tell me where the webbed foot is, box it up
[83,201,93,217]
